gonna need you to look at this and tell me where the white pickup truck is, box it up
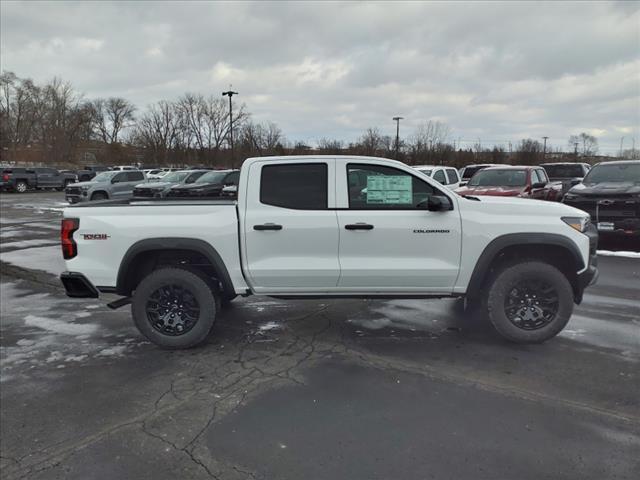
[60,156,598,349]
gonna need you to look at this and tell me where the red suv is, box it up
[455,166,562,201]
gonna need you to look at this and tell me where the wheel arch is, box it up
[115,238,234,298]
[466,233,585,303]
[90,190,109,200]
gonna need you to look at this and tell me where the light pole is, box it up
[392,116,403,159]
[542,136,549,158]
[222,90,238,167]
[619,137,624,158]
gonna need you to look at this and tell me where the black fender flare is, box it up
[466,233,584,298]
[115,238,234,296]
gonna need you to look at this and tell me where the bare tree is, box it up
[239,121,284,156]
[90,97,136,143]
[132,100,181,165]
[516,138,543,165]
[568,133,598,156]
[356,127,392,157]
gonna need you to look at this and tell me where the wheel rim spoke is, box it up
[146,283,200,336]
[503,278,559,331]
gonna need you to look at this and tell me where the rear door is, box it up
[336,160,461,293]
[242,159,340,293]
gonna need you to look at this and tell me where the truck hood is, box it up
[568,182,640,196]
[67,180,103,188]
[460,194,587,216]
[136,181,173,189]
[169,182,223,192]
[455,185,524,196]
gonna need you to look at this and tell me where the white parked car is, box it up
[413,165,461,189]
[60,155,597,349]
[111,165,139,171]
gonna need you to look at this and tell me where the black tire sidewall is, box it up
[91,192,107,201]
[132,268,217,349]
[487,261,574,343]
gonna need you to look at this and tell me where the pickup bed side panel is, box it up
[63,204,249,293]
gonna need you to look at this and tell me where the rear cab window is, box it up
[446,168,459,184]
[260,163,328,210]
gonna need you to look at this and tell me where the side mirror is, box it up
[570,178,581,186]
[531,181,546,189]
[111,177,120,184]
[459,181,467,187]
[419,195,452,212]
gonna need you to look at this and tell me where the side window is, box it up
[347,163,436,210]
[112,172,126,183]
[187,171,205,183]
[260,163,327,210]
[537,169,548,183]
[446,168,459,184]
[433,169,446,184]
[127,171,144,182]
[224,172,239,185]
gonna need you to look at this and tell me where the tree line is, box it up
[2,71,631,168]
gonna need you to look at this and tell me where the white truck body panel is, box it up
[63,155,591,297]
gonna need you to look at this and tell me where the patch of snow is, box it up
[24,315,98,336]
[0,245,64,276]
[258,321,281,332]
[597,250,640,259]
[560,314,640,361]
[96,345,127,357]
[0,229,23,239]
[2,238,58,249]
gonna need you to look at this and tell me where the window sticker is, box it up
[366,175,412,204]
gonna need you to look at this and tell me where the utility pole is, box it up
[542,136,549,158]
[574,142,579,159]
[222,89,238,168]
[392,116,403,159]
[619,137,624,158]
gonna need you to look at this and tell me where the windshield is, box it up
[543,165,585,178]
[417,169,432,176]
[196,171,229,184]
[462,165,489,180]
[468,169,527,187]
[162,171,190,183]
[92,171,117,182]
[583,163,640,184]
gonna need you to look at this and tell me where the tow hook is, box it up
[107,297,131,310]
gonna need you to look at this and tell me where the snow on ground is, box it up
[1,238,58,249]
[349,299,458,333]
[597,250,640,259]
[0,245,64,276]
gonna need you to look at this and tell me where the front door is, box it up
[336,162,461,293]
[242,160,340,293]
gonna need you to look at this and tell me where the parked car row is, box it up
[415,160,638,239]
[1,167,78,192]
[64,168,240,203]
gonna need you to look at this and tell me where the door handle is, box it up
[253,223,283,231]
[345,223,374,230]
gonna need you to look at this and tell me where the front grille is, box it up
[66,187,82,195]
[134,188,156,198]
[167,189,191,197]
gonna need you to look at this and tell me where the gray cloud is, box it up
[1,0,639,153]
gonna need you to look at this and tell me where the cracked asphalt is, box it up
[1,191,639,480]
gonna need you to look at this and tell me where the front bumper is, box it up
[574,224,599,303]
[60,272,99,298]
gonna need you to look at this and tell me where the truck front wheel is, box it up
[131,268,218,349]
[486,261,574,344]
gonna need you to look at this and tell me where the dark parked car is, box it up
[563,160,640,237]
[77,165,111,182]
[166,169,239,198]
[133,170,208,198]
[455,165,562,201]
[1,166,76,192]
[541,162,591,195]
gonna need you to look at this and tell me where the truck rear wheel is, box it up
[131,268,218,349]
[486,261,573,344]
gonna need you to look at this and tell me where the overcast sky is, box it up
[1,0,639,154]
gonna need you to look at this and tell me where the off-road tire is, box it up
[91,191,108,201]
[132,267,219,349]
[486,261,573,344]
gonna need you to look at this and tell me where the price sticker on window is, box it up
[366,176,412,204]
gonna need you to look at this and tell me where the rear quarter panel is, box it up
[63,204,248,293]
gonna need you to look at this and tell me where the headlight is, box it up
[563,193,578,201]
[80,186,90,191]
[562,216,590,233]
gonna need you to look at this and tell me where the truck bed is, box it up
[67,198,237,208]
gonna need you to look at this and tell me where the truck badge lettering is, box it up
[83,234,110,240]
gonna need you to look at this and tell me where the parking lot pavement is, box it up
[1,191,639,480]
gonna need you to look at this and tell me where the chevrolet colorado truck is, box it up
[59,156,598,349]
